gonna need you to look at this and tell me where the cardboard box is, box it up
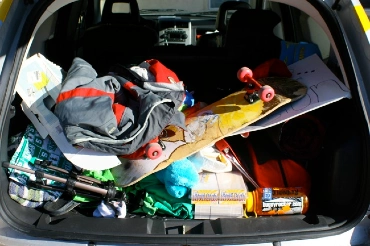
[194,203,244,219]
[191,172,219,205]
[191,171,248,204]
[217,172,248,204]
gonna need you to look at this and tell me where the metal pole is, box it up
[2,162,108,196]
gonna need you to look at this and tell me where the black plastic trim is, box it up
[0,0,370,244]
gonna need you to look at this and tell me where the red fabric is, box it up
[122,81,138,98]
[247,142,311,195]
[146,59,180,83]
[112,103,126,125]
[252,58,292,79]
[56,88,114,103]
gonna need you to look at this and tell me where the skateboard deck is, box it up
[112,77,307,187]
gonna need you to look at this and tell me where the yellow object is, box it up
[33,71,50,90]
[354,4,370,32]
[0,0,13,23]
[246,191,254,213]
[217,153,227,164]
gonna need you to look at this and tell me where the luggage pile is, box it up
[3,52,344,220]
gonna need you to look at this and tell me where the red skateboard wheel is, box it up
[145,143,162,160]
[237,67,253,82]
[258,85,275,102]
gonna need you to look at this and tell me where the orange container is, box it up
[246,187,309,216]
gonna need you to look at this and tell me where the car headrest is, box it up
[101,0,140,24]
[225,9,281,47]
[215,1,251,33]
[228,9,281,33]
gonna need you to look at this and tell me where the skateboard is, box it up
[112,73,307,187]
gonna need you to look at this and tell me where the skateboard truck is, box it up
[237,67,275,103]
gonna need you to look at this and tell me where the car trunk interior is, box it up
[0,0,370,244]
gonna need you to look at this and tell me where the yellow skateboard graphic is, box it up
[112,77,307,187]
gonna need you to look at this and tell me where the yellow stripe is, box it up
[354,5,370,32]
[0,0,13,23]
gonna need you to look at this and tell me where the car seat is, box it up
[197,1,250,47]
[224,9,282,69]
[81,0,158,73]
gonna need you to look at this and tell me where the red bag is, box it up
[252,58,292,79]
[246,139,311,195]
